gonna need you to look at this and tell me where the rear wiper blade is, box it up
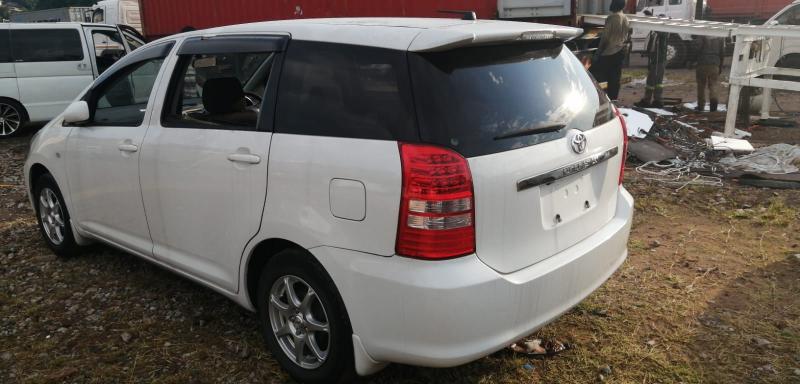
[493,123,566,141]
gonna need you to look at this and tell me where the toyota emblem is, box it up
[571,133,588,154]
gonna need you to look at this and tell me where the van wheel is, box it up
[666,38,688,69]
[256,249,355,383]
[34,174,81,257]
[0,99,28,138]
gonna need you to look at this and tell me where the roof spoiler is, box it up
[409,24,583,52]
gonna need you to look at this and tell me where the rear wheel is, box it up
[34,174,81,257]
[0,99,28,138]
[256,249,355,383]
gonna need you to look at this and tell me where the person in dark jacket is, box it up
[590,0,630,100]
[695,35,725,112]
[635,10,669,108]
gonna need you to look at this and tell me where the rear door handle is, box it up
[227,153,261,164]
[118,144,139,153]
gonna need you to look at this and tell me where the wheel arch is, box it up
[29,163,52,194]
[243,238,308,309]
[0,97,29,118]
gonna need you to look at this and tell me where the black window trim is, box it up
[160,35,288,132]
[81,41,175,128]
[178,35,289,55]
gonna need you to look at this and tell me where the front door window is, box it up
[90,29,127,74]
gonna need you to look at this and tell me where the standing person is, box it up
[590,0,630,101]
[635,11,669,108]
[695,35,725,112]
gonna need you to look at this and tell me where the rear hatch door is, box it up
[409,41,624,274]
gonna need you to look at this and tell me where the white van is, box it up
[0,22,144,137]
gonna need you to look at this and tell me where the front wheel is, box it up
[256,249,355,383]
[34,174,81,257]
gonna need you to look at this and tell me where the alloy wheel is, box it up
[39,187,66,245]
[0,103,22,136]
[268,275,331,369]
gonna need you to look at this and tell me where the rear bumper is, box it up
[313,186,634,370]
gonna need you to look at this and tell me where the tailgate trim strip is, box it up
[517,147,619,192]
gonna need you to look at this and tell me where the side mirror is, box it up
[62,101,90,125]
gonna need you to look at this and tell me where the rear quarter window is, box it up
[410,42,613,158]
[275,41,417,141]
[10,29,84,62]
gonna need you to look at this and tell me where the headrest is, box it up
[202,77,245,114]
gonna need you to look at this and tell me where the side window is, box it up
[646,0,664,6]
[10,29,84,62]
[275,41,416,141]
[777,6,800,26]
[163,52,273,130]
[92,9,105,23]
[0,30,10,63]
[92,58,164,126]
[669,0,681,5]
[90,29,127,74]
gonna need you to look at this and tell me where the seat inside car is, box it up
[199,77,257,127]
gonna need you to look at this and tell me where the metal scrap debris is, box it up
[509,338,570,357]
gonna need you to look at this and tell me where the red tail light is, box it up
[396,143,475,259]
[614,107,629,185]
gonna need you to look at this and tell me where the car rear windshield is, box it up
[409,42,613,158]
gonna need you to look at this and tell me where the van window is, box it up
[409,42,613,158]
[10,29,84,62]
[90,29,127,74]
[163,52,273,130]
[275,41,416,141]
[0,30,10,63]
[92,58,164,126]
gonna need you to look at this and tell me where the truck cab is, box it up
[91,0,143,34]
[765,1,800,69]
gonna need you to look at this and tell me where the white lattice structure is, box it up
[582,14,800,137]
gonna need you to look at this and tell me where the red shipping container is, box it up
[139,0,501,40]
[705,0,792,23]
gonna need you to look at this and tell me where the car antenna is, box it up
[438,10,477,21]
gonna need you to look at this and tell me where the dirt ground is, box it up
[1,62,800,384]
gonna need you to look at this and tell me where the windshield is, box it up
[409,42,613,158]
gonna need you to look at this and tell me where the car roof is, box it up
[173,17,582,52]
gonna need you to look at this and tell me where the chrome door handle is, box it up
[118,144,139,153]
[227,153,261,164]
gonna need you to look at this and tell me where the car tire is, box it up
[33,173,81,257]
[0,98,29,138]
[666,38,688,69]
[256,248,355,384]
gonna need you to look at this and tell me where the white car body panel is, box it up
[469,120,623,274]
[314,187,632,367]
[24,18,634,376]
[262,134,402,256]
